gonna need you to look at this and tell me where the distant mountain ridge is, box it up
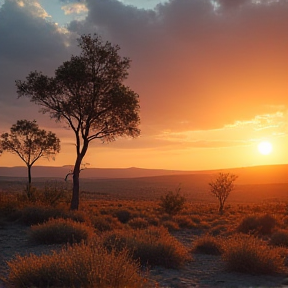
[0,164,287,185]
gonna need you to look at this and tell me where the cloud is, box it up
[1,0,287,168]
[0,0,76,129]
[61,3,88,15]
[68,0,288,132]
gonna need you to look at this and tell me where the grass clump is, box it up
[222,234,285,275]
[237,214,278,235]
[7,242,146,288]
[192,234,223,255]
[270,230,288,247]
[128,217,149,229]
[103,226,190,268]
[29,218,94,244]
[17,205,87,225]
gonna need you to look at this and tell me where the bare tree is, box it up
[16,34,140,210]
[0,120,60,196]
[209,172,238,213]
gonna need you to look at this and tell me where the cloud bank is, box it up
[0,0,287,168]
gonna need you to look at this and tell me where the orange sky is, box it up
[0,0,287,170]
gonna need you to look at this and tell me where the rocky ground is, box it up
[1,224,288,288]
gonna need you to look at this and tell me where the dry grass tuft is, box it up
[222,234,285,275]
[237,214,278,235]
[102,226,190,268]
[192,234,223,255]
[128,217,149,229]
[29,218,94,244]
[8,242,147,288]
[270,230,288,247]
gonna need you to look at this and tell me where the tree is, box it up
[16,34,140,210]
[209,172,238,213]
[159,188,186,216]
[0,120,60,196]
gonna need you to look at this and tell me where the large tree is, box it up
[0,119,60,193]
[16,34,140,210]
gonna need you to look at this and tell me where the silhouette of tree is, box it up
[0,120,60,196]
[16,34,140,210]
[209,172,238,213]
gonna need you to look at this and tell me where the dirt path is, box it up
[1,224,288,287]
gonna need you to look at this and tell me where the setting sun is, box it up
[258,141,273,155]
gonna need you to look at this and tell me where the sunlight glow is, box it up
[258,141,273,155]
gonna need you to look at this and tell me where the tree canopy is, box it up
[0,119,60,187]
[209,172,238,213]
[16,34,140,210]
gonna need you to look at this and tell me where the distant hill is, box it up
[0,164,287,185]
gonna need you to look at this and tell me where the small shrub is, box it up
[128,217,149,229]
[91,216,114,232]
[270,230,288,247]
[7,242,146,288]
[114,209,131,223]
[18,205,87,226]
[159,189,186,216]
[222,234,285,274]
[237,214,278,235]
[102,227,190,268]
[162,220,180,232]
[237,215,259,234]
[174,215,197,229]
[192,235,223,255]
[19,206,65,225]
[29,218,94,244]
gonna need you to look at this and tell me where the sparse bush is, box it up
[237,214,278,235]
[19,206,65,225]
[162,220,180,231]
[17,205,87,226]
[102,227,190,268]
[39,180,70,206]
[270,230,288,247]
[114,209,131,223]
[174,215,197,229]
[159,189,186,216]
[7,242,146,288]
[222,234,285,274]
[29,218,94,244]
[91,216,114,232]
[128,217,149,229]
[192,235,223,255]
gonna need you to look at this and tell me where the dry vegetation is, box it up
[1,182,288,287]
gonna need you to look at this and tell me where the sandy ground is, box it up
[1,224,288,288]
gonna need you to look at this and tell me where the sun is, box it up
[258,141,273,155]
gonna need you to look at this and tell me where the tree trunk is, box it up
[219,201,224,214]
[27,164,32,199]
[70,156,82,210]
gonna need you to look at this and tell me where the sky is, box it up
[0,0,287,171]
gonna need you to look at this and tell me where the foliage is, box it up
[128,217,149,229]
[16,34,140,210]
[237,213,278,235]
[102,227,190,268]
[270,230,288,247]
[7,242,146,288]
[209,173,238,213]
[192,234,223,255]
[17,205,86,226]
[222,234,285,275]
[159,189,186,216]
[114,209,132,223]
[29,218,94,244]
[0,120,60,195]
